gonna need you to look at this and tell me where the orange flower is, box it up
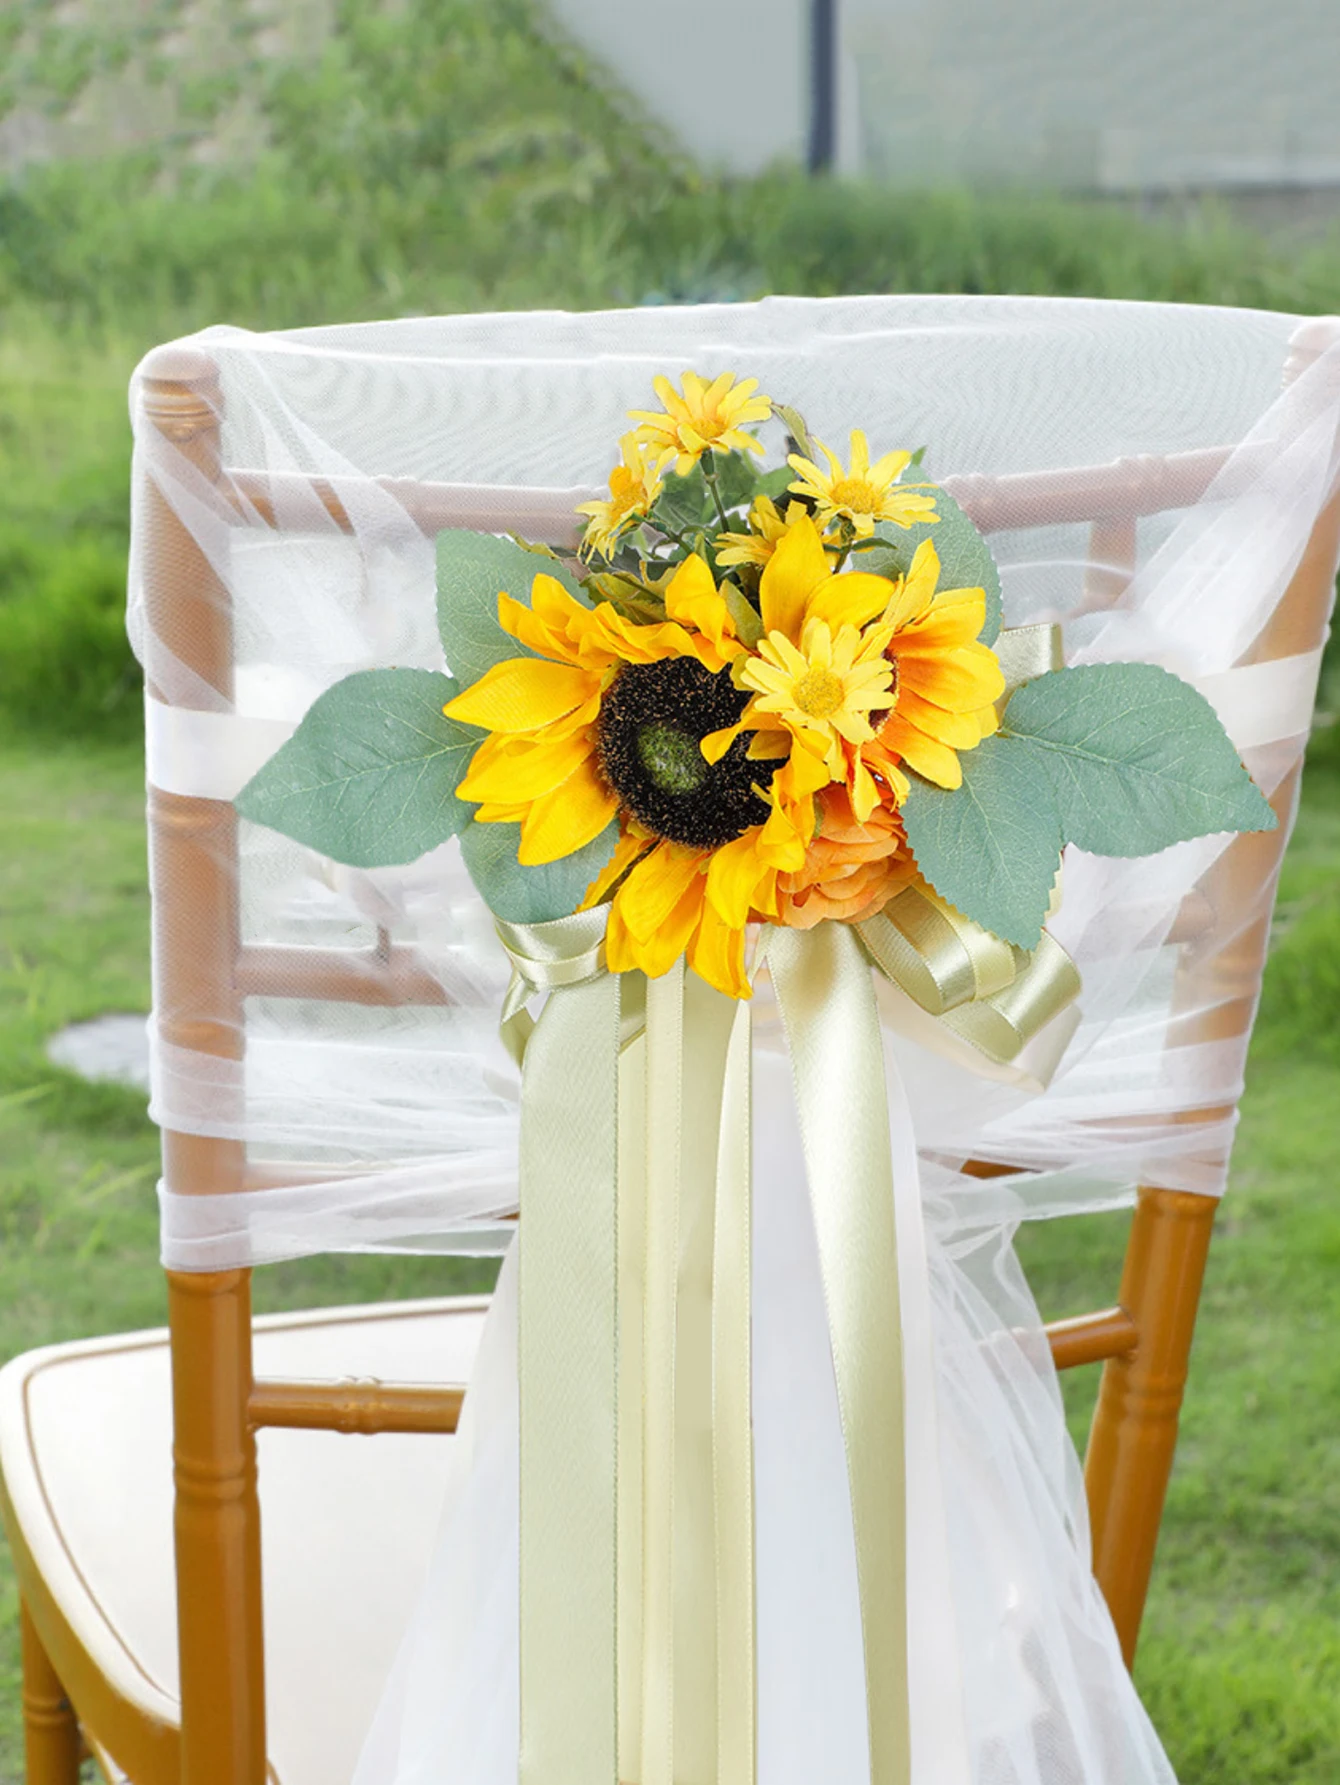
[775,786,914,930]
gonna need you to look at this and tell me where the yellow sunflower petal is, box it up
[516,758,619,864]
[747,729,792,759]
[894,589,988,651]
[612,856,707,976]
[888,688,991,751]
[849,754,882,822]
[663,554,741,660]
[687,900,751,1000]
[496,591,572,662]
[804,570,897,634]
[759,513,831,641]
[705,830,772,929]
[863,744,912,805]
[581,827,650,908]
[445,657,597,733]
[701,721,745,765]
[879,716,963,789]
[898,644,1005,711]
[616,842,705,942]
[880,539,941,628]
[457,729,594,804]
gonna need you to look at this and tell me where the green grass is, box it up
[4,0,1340,748]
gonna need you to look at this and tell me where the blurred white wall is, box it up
[546,0,813,174]
[846,0,1340,190]
[551,0,1340,192]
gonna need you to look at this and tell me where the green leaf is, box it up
[711,448,761,512]
[436,531,583,688]
[459,816,618,923]
[857,487,1002,646]
[773,401,817,462]
[900,735,1063,949]
[756,466,795,504]
[1002,663,1277,855]
[719,578,763,647]
[650,464,712,538]
[235,669,481,868]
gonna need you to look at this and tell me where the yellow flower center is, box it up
[607,469,645,522]
[829,476,881,513]
[792,666,846,720]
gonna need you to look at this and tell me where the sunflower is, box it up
[629,371,772,476]
[576,432,666,559]
[787,429,940,539]
[700,514,1003,821]
[446,554,813,998]
[858,536,1004,793]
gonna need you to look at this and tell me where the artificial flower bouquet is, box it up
[233,370,1276,1785]
[238,368,1273,1009]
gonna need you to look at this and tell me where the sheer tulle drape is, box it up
[130,296,1340,1785]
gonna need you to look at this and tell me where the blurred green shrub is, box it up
[1260,887,1340,1062]
[0,523,136,740]
[0,0,1338,745]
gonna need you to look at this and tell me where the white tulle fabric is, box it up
[129,296,1340,1785]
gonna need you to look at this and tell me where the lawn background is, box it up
[2,1,1339,1779]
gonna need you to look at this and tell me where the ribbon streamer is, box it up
[502,619,1078,1785]
[502,888,1080,1785]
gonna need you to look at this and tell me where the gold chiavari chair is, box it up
[2,315,1336,1785]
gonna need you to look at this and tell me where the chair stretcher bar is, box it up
[221,441,1251,545]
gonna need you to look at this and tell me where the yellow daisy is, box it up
[715,495,831,571]
[701,515,1003,821]
[787,429,940,539]
[699,513,901,814]
[736,617,896,775]
[576,431,665,560]
[629,370,772,477]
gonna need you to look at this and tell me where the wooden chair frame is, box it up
[10,322,1339,1785]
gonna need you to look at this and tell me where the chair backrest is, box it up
[133,310,1340,1784]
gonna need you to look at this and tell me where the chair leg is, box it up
[168,1267,267,1785]
[20,1600,81,1785]
[1083,1184,1217,1667]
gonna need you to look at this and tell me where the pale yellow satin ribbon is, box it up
[503,619,1074,1785]
[511,931,756,1785]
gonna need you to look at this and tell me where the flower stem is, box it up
[702,455,732,533]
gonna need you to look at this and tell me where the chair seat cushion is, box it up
[0,1295,489,1785]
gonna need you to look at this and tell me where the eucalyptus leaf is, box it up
[1002,663,1277,854]
[459,816,618,923]
[900,735,1063,949]
[436,530,583,688]
[235,669,480,868]
[858,488,1002,646]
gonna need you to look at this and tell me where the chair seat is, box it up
[0,1295,489,1785]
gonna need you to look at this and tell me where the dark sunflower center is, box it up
[597,656,776,849]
